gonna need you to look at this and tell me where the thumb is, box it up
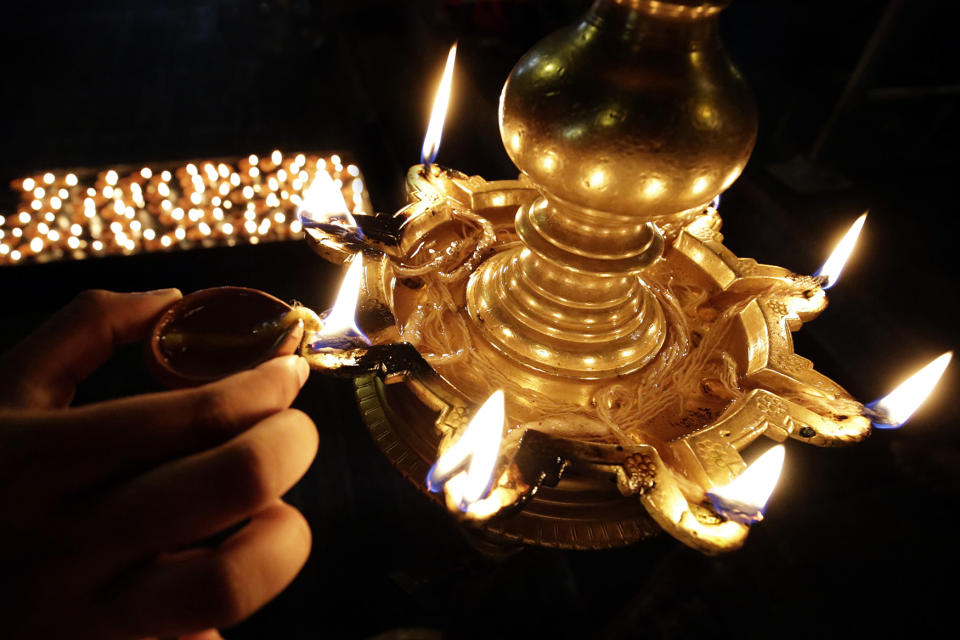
[175,631,225,640]
[0,288,182,409]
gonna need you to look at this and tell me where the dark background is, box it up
[1,1,958,638]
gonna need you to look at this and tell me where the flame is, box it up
[707,445,785,524]
[815,211,868,289]
[316,254,368,342]
[421,43,457,165]
[427,390,505,511]
[869,351,952,429]
[298,170,357,228]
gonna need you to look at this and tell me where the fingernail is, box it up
[295,356,310,386]
[140,287,181,298]
[287,319,305,342]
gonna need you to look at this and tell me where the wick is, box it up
[861,404,893,426]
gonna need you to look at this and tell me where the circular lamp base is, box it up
[354,375,660,550]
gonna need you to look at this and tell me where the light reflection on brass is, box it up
[470,0,756,378]
[299,160,868,552]
[500,0,755,218]
[293,0,875,553]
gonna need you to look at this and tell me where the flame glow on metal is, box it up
[706,445,785,524]
[869,351,952,429]
[426,389,505,511]
[298,170,357,228]
[421,43,458,165]
[815,211,868,289]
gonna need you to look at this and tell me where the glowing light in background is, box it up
[2,153,371,265]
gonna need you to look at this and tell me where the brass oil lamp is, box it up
[151,0,950,554]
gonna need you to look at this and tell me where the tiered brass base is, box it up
[299,0,874,553]
[297,165,871,553]
[355,377,661,549]
[466,191,668,378]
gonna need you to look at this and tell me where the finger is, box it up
[0,288,182,409]
[91,408,317,561]
[274,318,305,361]
[177,630,225,640]
[102,502,310,638]
[17,354,310,493]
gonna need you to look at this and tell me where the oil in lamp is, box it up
[151,0,951,554]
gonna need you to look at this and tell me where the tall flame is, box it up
[421,43,458,165]
[298,170,357,228]
[815,211,868,289]
[317,254,367,341]
[707,445,785,524]
[427,389,505,511]
[869,351,952,429]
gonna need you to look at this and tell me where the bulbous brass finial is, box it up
[499,0,756,218]
[467,0,757,379]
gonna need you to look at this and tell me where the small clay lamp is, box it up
[149,286,318,388]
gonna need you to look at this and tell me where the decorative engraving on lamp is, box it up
[292,0,950,554]
[147,0,950,555]
[298,163,874,553]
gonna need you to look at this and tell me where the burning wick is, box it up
[309,254,371,350]
[814,211,868,289]
[866,351,952,429]
[298,170,358,229]
[706,445,785,525]
[420,43,457,166]
[427,389,505,512]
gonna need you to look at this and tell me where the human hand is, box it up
[0,289,317,639]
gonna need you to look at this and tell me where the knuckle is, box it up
[259,362,298,411]
[279,364,304,402]
[192,387,236,429]
[288,504,313,551]
[64,289,116,348]
[281,407,313,429]
[226,442,274,509]
[71,289,114,321]
[285,408,319,452]
[73,288,113,312]
[204,556,254,627]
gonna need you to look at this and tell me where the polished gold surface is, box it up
[135,1,899,554]
[355,376,662,550]
[298,163,869,552]
[499,0,755,218]
[466,196,668,377]
[292,0,871,553]
[469,0,757,377]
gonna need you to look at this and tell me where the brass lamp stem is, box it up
[467,0,756,379]
[467,195,667,377]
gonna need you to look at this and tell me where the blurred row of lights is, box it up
[1,151,371,265]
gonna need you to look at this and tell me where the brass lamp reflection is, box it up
[289,0,952,553]
[154,0,952,554]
